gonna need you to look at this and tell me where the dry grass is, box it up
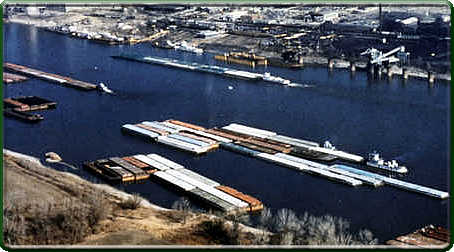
[118,193,143,210]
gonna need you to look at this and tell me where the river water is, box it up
[3,23,450,242]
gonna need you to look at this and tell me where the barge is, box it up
[255,152,363,187]
[3,72,28,84]
[118,119,448,199]
[93,159,135,182]
[4,96,57,112]
[112,54,296,85]
[214,52,268,67]
[306,141,364,163]
[122,120,220,154]
[4,62,97,90]
[84,153,264,213]
[83,161,122,183]
[4,96,57,122]
[332,164,449,199]
[4,108,43,123]
[109,157,150,181]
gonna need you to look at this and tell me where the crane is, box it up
[361,46,405,66]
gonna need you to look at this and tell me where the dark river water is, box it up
[3,23,450,242]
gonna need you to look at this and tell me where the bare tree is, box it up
[355,229,378,245]
[171,197,193,224]
[258,207,273,231]
[171,197,192,211]
[255,208,378,246]
[273,208,300,233]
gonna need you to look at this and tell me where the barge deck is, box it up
[118,119,449,199]
[112,54,297,86]
[3,72,28,84]
[4,62,97,90]
[84,153,264,213]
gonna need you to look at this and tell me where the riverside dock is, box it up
[4,62,98,90]
[84,153,264,213]
[120,119,449,199]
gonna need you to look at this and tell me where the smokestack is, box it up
[379,4,382,31]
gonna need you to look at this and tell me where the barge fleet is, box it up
[112,54,297,86]
[119,119,449,199]
[84,153,264,213]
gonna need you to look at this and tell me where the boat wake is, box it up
[288,83,315,88]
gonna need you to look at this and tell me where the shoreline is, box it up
[5,18,450,82]
[3,148,169,211]
[3,148,276,246]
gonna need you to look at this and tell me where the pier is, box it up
[120,119,449,199]
[84,153,264,213]
[4,62,98,90]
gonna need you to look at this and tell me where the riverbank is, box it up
[2,149,270,247]
[5,16,450,82]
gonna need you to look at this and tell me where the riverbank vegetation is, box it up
[3,151,377,246]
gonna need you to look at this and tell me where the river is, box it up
[3,23,450,242]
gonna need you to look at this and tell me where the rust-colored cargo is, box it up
[260,138,292,148]
[122,156,150,169]
[216,128,252,140]
[110,157,150,181]
[235,141,277,154]
[204,128,246,142]
[145,168,158,174]
[240,138,292,153]
[216,185,263,212]
[166,119,206,131]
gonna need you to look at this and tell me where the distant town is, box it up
[4,3,451,81]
